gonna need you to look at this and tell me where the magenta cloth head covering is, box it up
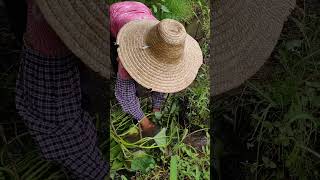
[109,1,156,38]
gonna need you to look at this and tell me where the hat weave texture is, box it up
[210,0,296,95]
[117,19,203,93]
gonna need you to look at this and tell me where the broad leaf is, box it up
[152,4,158,13]
[161,5,170,13]
[262,156,277,169]
[121,175,128,180]
[112,160,124,170]
[155,111,162,120]
[110,144,121,160]
[131,151,156,173]
[154,128,167,150]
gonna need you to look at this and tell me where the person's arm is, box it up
[115,58,159,136]
[151,92,165,112]
[115,59,145,122]
[115,75,145,121]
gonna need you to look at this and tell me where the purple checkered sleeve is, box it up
[152,92,165,109]
[115,75,166,121]
[115,74,145,121]
[15,47,108,179]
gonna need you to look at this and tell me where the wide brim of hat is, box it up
[116,20,203,93]
[34,0,111,79]
[210,0,296,96]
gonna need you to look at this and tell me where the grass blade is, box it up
[170,155,178,180]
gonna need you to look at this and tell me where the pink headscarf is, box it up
[109,1,157,38]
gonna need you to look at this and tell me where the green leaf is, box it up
[288,112,315,124]
[182,145,194,158]
[112,159,124,170]
[170,155,178,180]
[181,128,188,142]
[121,175,128,180]
[110,144,121,160]
[269,161,277,169]
[132,150,146,158]
[262,121,273,130]
[126,126,139,136]
[155,111,162,120]
[262,156,277,169]
[152,4,158,13]
[118,125,139,137]
[249,162,258,173]
[273,121,281,128]
[131,151,156,173]
[170,102,177,114]
[161,5,170,13]
[154,128,167,148]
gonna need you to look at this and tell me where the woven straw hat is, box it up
[33,0,111,79]
[116,19,203,93]
[211,0,296,96]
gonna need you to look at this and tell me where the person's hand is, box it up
[153,108,160,112]
[139,116,158,137]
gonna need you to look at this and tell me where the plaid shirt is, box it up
[15,47,109,179]
[115,61,165,121]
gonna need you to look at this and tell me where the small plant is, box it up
[150,0,194,23]
[109,91,210,179]
[0,142,66,179]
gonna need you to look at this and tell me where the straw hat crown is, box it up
[146,19,187,64]
[116,18,203,93]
